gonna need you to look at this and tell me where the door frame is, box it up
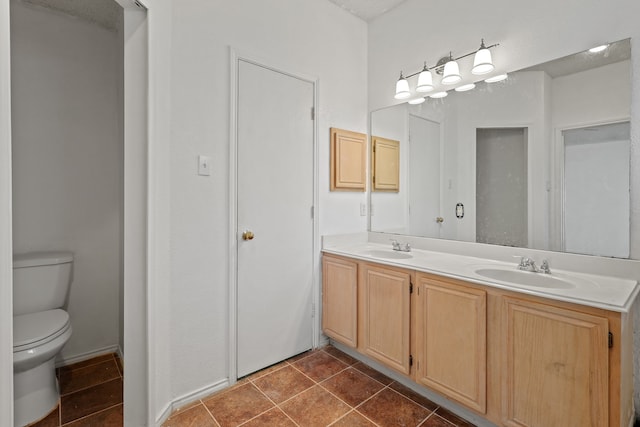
[550,117,630,252]
[229,48,319,384]
[0,1,166,425]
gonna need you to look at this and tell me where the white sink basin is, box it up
[474,268,576,289]
[358,249,413,260]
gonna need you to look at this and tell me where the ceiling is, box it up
[326,0,408,21]
[19,0,122,31]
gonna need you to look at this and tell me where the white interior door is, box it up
[408,115,441,237]
[563,122,630,258]
[237,60,314,377]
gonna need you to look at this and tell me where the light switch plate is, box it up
[198,155,211,176]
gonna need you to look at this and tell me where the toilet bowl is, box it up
[13,252,73,427]
[13,310,72,427]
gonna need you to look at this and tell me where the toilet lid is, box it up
[13,309,70,352]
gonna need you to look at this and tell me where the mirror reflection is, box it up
[370,38,631,258]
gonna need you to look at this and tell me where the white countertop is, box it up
[323,240,640,313]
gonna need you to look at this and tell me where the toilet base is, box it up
[14,357,59,427]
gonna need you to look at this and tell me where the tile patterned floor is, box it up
[163,346,477,427]
[27,353,123,427]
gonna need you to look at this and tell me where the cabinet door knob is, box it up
[242,230,255,240]
[436,217,444,223]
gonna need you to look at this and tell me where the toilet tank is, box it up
[13,252,74,316]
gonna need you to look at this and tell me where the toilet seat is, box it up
[13,309,71,352]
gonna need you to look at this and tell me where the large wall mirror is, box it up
[370,38,631,258]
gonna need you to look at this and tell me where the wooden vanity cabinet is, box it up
[321,253,634,427]
[414,273,487,413]
[360,262,412,375]
[321,255,358,347]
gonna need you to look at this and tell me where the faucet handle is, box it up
[540,259,551,274]
[513,255,533,270]
[390,239,400,250]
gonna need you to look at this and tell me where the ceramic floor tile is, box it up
[27,405,59,427]
[358,388,432,427]
[239,408,296,427]
[320,367,385,407]
[434,407,475,427]
[292,351,348,382]
[62,404,123,427]
[352,362,394,385]
[60,378,123,424]
[420,414,457,427]
[280,385,350,427]
[203,383,274,427]
[322,346,359,366]
[330,410,377,427]
[58,354,115,376]
[389,381,439,411]
[60,360,121,395]
[114,355,123,376]
[241,361,288,383]
[252,365,315,403]
[162,404,217,427]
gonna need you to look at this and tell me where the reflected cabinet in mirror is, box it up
[370,38,631,258]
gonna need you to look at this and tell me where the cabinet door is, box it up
[361,264,411,374]
[322,256,358,347]
[415,277,487,413]
[330,128,366,191]
[372,136,400,191]
[502,297,609,427]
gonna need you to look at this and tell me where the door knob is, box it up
[242,230,255,240]
[435,217,444,223]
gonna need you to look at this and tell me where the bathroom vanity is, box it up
[322,234,639,427]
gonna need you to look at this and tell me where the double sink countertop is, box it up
[322,235,640,313]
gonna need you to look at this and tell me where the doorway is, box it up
[234,59,316,378]
[2,1,151,425]
[562,121,630,257]
[476,128,528,247]
[408,115,441,238]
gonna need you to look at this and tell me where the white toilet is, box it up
[13,252,73,427]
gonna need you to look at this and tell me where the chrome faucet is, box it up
[390,239,411,252]
[516,256,550,274]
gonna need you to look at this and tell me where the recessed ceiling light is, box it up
[408,97,426,105]
[485,74,508,83]
[588,44,609,53]
[455,83,476,92]
[430,91,448,99]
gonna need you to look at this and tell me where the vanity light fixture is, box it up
[588,44,609,53]
[408,97,426,105]
[430,91,448,99]
[441,53,462,85]
[472,39,495,75]
[485,73,508,83]
[394,71,411,99]
[455,83,476,92]
[392,39,499,100]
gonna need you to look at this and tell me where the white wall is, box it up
[166,0,367,406]
[0,0,13,423]
[10,2,122,361]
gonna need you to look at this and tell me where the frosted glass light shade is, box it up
[589,44,609,53]
[430,91,448,99]
[408,97,425,105]
[472,48,494,75]
[441,60,461,85]
[455,83,476,92]
[394,77,410,99]
[485,73,508,83]
[416,69,434,92]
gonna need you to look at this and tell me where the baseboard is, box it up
[156,378,229,426]
[56,345,120,368]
